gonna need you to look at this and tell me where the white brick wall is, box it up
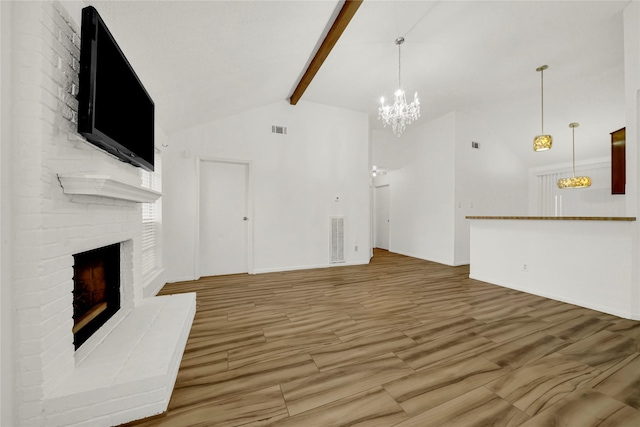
[6,2,195,426]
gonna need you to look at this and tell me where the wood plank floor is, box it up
[123,249,640,427]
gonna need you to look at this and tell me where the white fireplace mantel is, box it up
[58,174,162,203]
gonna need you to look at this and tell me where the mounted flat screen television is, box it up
[77,6,154,171]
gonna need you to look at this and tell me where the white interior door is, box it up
[199,161,248,276]
[375,185,390,250]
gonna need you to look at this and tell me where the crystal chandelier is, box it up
[557,123,592,189]
[533,65,552,151]
[379,37,420,137]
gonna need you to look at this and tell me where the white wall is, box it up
[163,100,370,281]
[381,113,456,265]
[454,113,529,265]
[371,128,400,171]
[372,112,528,266]
[470,219,637,319]
[623,1,640,318]
[0,2,12,425]
[624,1,639,219]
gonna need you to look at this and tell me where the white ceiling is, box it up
[87,0,630,168]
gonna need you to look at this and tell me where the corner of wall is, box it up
[0,1,16,425]
[623,0,639,219]
[623,0,640,321]
[142,269,166,298]
[451,112,529,265]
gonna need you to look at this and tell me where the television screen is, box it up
[78,6,154,171]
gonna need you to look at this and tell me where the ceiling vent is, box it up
[271,125,287,135]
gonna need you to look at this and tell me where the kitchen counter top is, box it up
[466,216,636,221]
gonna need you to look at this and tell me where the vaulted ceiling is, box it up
[87,0,629,168]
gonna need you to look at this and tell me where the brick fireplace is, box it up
[4,2,195,426]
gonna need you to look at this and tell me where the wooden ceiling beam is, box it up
[289,0,363,105]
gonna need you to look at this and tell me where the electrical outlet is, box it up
[523,264,528,272]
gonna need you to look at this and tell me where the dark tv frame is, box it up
[77,6,154,171]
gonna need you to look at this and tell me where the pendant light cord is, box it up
[572,126,576,177]
[540,69,544,134]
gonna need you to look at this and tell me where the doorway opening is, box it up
[374,185,390,250]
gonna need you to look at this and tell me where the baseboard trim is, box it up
[253,260,370,275]
[452,261,470,267]
[166,275,199,284]
[390,249,454,267]
[166,260,372,282]
[470,274,639,320]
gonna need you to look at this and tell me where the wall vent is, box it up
[330,216,345,264]
[471,141,480,149]
[271,125,287,135]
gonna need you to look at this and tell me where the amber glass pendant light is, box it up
[533,65,552,151]
[557,123,592,189]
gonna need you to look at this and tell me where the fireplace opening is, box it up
[73,243,121,349]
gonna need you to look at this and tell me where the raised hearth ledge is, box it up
[44,293,196,427]
[58,173,162,203]
[466,215,636,221]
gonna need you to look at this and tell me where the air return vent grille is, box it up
[271,125,287,135]
[330,216,345,264]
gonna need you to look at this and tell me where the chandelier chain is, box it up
[398,41,402,89]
